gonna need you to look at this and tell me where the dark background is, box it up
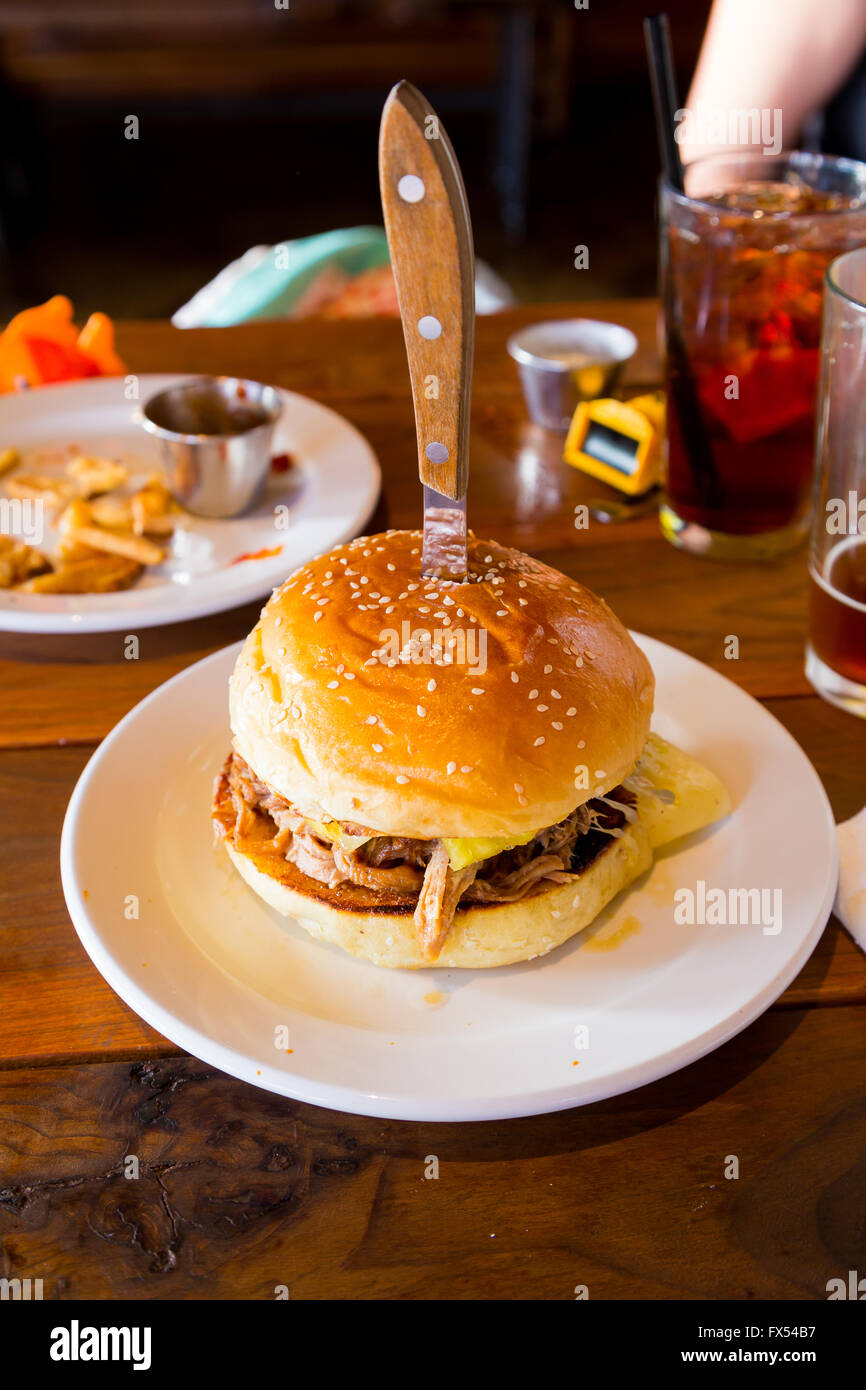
[0,0,712,320]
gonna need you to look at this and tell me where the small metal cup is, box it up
[507,319,638,430]
[140,376,283,518]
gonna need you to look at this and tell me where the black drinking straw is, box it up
[644,13,684,193]
[644,12,723,510]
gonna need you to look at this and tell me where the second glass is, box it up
[660,151,866,558]
[806,246,866,718]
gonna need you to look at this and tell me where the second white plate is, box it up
[0,373,380,632]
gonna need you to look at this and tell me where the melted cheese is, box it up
[443,830,538,871]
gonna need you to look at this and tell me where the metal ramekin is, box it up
[140,376,283,518]
[507,319,638,430]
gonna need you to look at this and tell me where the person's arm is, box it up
[682,0,866,160]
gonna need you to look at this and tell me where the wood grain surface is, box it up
[0,305,863,1300]
[1,1004,863,1300]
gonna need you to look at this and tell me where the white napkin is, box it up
[836,805,866,951]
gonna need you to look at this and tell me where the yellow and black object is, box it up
[563,391,665,496]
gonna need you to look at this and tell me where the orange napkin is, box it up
[0,295,125,392]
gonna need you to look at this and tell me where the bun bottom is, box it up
[223,824,653,970]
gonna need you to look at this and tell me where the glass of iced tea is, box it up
[806,246,866,717]
[660,152,866,558]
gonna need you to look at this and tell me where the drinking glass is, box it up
[660,151,866,558]
[806,246,866,717]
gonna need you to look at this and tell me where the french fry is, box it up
[57,496,93,533]
[5,473,75,508]
[63,520,165,565]
[55,498,105,561]
[0,534,51,587]
[66,454,128,496]
[56,535,104,563]
[130,478,177,536]
[89,493,134,531]
[21,554,142,593]
[0,447,20,478]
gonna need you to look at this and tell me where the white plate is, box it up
[0,374,380,632]
[60,635,838,1121]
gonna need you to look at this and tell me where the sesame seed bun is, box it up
[229,530,654,839]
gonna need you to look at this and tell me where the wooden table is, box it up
[1,302,864,1301]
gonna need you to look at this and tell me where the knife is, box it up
[379,80,474,581]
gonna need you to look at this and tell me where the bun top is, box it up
[229,530,654,839]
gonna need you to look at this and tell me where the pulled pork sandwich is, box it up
[212,530,730,969]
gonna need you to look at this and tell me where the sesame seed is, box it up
[396,775,409,785]
[387,563,395,571]
[537,704,548,712]
[417,705,426,717]
[366,715,377,725]
[544,664,553,674]
[534,736,545,747]
[314,612,323,623]
[460,765,472,773]
[529,689,539,699]
[274,616,282,627]
[427,678,436,691]
[595,770,606,779]
[446,761,457,775]
[518,598,527,606]
[551,689,561,699]
[578,739,586,748]
[566,707,576,716]
[471,687,484,695]
[372,742,383,753]
[496,609,507,617]
[327,680,339,689]
[514,783,524,794]
[552,721,563,731]
[345,673,355,681]
[511,672,519,683]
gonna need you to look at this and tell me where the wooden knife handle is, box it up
[379,80,474,500]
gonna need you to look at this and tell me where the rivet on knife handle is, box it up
[379,80,474,503]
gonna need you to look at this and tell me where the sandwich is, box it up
[212,529,730,969]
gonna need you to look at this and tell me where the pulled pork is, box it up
[218,752,633,961]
